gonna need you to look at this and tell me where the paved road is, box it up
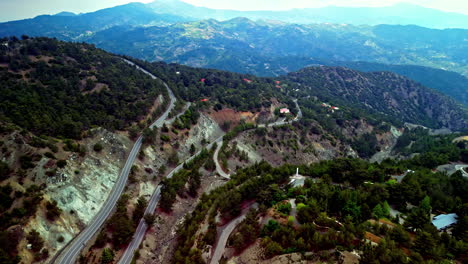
[118,100,303,264]
[213,137,230,179]
[55,59,176,264]
[118,135,225,264]
[210,100,303,264]
[455,164,468,177]
[210,203,258,264]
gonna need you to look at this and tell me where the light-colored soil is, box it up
[136,169,226,264]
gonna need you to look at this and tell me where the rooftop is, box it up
[432,213,458,230]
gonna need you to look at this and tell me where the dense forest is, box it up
[172,152,468,263]
[126,57,467,134]
[125,57,288,112]
[0,37,166,139]
[285,67,467,130]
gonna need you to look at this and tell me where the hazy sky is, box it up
[0,0,467,22]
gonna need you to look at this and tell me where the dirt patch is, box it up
[28,55,54,64]
[209,109,258,127]
[136,169,226,264]
[82,82,109,95]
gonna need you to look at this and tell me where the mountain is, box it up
[133,58,467,131]
[259,57,468,106]
[0,3,189,40]
[83,19,468,77]
[2,12,466,104]
[325,61,468,106]
[0,37,167,138]
[148,0,468,29]
[0,37,466,264]
[53,11,77,17]
[284,66,467,130]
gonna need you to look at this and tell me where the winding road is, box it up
[118,99,303,264]
[209,203,258,264]
[213,137,230,179]
[54,59,176,264]
[118,135,225,264]
[209,100,303,264]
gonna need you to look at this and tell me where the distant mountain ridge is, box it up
[83,18,468,78]
[0,1,466,106]
[0,3,190,40]
[148,0,468,29]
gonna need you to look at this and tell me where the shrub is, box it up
[56,159,67,168]
[93,143,103,152]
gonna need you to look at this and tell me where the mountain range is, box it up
[148,0,468,29]
[0,0,466,105]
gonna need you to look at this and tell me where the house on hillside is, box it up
[280,108,290,114]
[243,78,252,83]
[432,213,458,231]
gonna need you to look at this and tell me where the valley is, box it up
[0,1,467,263]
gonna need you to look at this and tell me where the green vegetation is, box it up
[126,58,286,113]
[171,143,467,263]
[45,200,62,221]
[394,128,467,168]
[103,194,135,248]
[93,143,103,152]
[101,248,114,264]
[0,37,165,139]
[159,148,211,211]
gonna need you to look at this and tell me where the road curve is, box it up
[118,100,303,264]
[213,137,230,179]
[210,203,258,264]
[54,59,176,264]
[118,135,224,264]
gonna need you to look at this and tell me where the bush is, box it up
[93,143,103,152]
[45,200,62,221]
[56,159,67,168]
[0,161,11,180]
[27,230,44,252]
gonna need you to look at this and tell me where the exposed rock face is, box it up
[370,126,403,163]
[180,113,223,155]
[27,128,132,261]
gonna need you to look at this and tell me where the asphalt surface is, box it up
[213,137,230,179]
[55,59,176,264]
[209,203,258,264]
[118,99,303,264]
[210,100,302,264]
[118,135,225,264]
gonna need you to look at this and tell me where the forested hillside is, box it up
[285,67,467,130]
[83,20,468,77]
[0,37,166,138]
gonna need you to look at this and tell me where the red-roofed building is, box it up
[243,78,252,83]
[275,81,281,84]
[200,98,209,102]
[200,78,206,83]
[280,108,290,114]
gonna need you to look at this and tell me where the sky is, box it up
[0,0,467,22]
